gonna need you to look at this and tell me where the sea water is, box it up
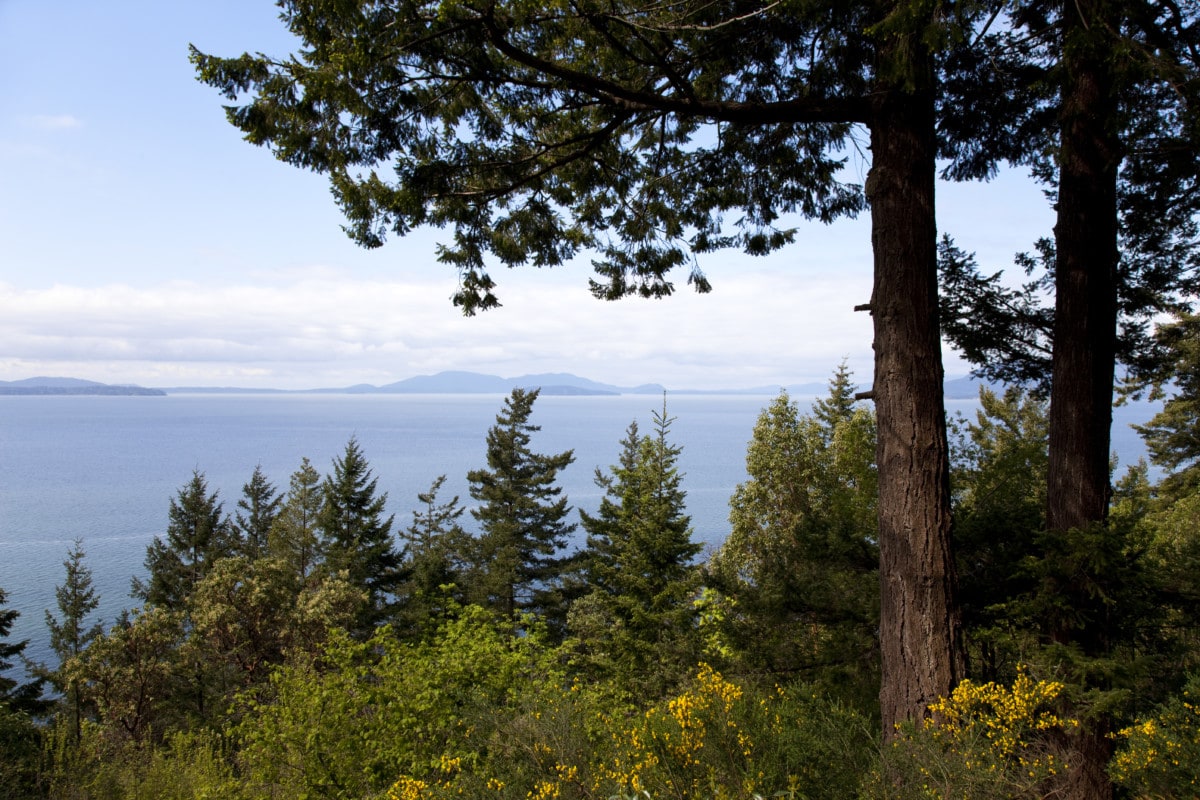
[0,391,1155,674]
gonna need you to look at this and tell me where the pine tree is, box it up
[0,588,34,710]
[467,388,576,625]
[574,398,701,690]
[135,470,236,611]
[234,464,282,558]
[42,540,103,741]
[269,457,324,582]
[317,437,402,631]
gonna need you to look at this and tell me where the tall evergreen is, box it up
[317,437,403,631]
[467,388,576,625]
[43,540,103,741]
[396,475,471,637]
[233,464,282,558]
[574,399,700,690]
[0,587,37,712]
[269,457,324,582]
[135,470,236,612]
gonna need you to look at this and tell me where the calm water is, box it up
[0,392,1155,673]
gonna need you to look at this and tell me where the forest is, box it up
[1,365,1199,798]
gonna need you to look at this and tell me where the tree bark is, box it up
[1046,2,1121,796]
[868,53,965,735]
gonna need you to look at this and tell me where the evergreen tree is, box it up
[234,464,282,558]
[467,388,576,626]
[573,399,701,692]
[0,587,38,712]
[396,475,470,637]
[0,586,38,799]
[317,437,403,631]
[269,457,324,582]
[709,368,878,699]
[135,470,236,612]
[42,539,103,741]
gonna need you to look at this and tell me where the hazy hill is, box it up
[0,377,165,396]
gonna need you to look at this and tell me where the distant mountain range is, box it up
[2,372,995,399]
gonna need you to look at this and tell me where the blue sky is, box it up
[0,1,1055,390]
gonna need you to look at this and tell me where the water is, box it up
[0,392,1156,675]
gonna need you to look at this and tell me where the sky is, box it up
[0,1,1057,391]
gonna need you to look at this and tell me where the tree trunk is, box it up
[867,53,964,735]
[1046,2,1121,796]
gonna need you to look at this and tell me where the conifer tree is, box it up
[234,464,282,558]
[710,368,878,696]
[574,399,701,690]
[136,470,236,612]
[317,437,403,631]
[269,457,324,582]
[42,540,103,741]
[467,388,576,625]
[0,588,36,711]
[396,475,470,637]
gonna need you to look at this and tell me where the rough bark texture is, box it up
[868,65,964,736]
[1047,3,1121,796]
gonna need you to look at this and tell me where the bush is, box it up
[1110,675,1200,798]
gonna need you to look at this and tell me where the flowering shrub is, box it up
[1110,676,1200,797]
[863,668,1079,799]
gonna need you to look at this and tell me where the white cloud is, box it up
[0,261,901,390]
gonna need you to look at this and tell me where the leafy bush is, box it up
[1110,675,1200,798]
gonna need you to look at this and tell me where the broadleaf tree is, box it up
[191,0,974,729]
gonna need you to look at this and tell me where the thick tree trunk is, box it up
[1047,3,1121,797]
[867,69,964,735]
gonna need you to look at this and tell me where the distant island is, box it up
[0,371,993,399]
[0,377,166,396]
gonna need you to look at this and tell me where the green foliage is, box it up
[69,605,184,745]
[135,471,236,612]
[707,365,878,698]
[948,386,1048,677]
[395,475,471,638]
[467,388,577,626]
[189,0,872,313]
[269,456,324,582]
[235,605,562,799]
[863,669,1080,800]
[572,399,701,695]
[233,464,282,558]
[40,539,104,742]
[317,437,403,632]
[1111,674,1200,798]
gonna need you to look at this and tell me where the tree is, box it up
[269,456,324,582]
[233,464,282,558]
[42,540,104,741]
[317,437,403,631]
[467,388,576,625]
[395,475,471,637]
[709,367,878,701]
[573,399,701,691]
[135,470,236,612]
[192,0,969,730]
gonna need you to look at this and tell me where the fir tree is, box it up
[467,388,576,626]
[574,398,701,691]
[42,540,103,741]
[317,437,403,631]
[396,475,471,637]
[233,464,282,558]
[269,457,324,583]
[135,470,236,612]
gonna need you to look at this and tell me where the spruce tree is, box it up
[234,464,282,558]
[467,388,576,625]
[317,437,403,631]
[135,470,236,612]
